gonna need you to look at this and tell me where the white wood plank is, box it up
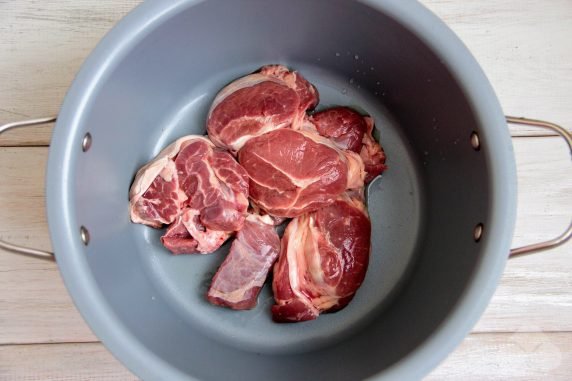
[0,1,570,379]
[1,333,570,380]
[0,147,97,344]
[0,0,140,146]
[0,148,50,251]
[0,343,137,381]
[474,136,572,332]
[511,136,571,251]
[0,252,99,345]
[1,0,571,146]
[421,0,572,136]
[427,332,572,380]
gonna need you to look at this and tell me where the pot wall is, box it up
[47,0,517,380]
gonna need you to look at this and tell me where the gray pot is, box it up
[2,0,571,380]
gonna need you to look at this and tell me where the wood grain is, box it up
[0,148,50,251]
[421,0,572,137]
[1,0,570,146]
[428,332,572,380]
[1,332,570,381]
[0,252,98,345]
[0,343,137,381]
[0,0,140,146]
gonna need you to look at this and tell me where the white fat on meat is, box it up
[129,136,212,228]
[182,208,231,254]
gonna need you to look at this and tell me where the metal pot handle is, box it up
[0,117,56,261]
[506,116,572,258]
[1,115,570,261]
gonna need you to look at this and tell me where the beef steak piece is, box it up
[311,106,387,183]
[272,192,371,322]
[207,64,319,153]
[207,213,281,309]
[129,136,249,254]
[238,127,364,217]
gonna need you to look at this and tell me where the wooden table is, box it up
[1,1,571,379]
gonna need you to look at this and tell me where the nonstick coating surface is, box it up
[135,62,423,354]
[47,1,516,380]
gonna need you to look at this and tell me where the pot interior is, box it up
[59,0,502,379]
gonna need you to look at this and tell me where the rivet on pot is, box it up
[470,131,480,151]
[473,223,484,242]
[82,133,92,152]
[80,226,90,246]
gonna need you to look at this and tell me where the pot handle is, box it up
[0,117,56,261]
[506,116,572,258]
[2,116,570,261]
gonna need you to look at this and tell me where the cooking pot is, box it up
[1,0,571,380]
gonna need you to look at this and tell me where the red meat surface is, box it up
[272,192,371,322]
[207,65,318,153]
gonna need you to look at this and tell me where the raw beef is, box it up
[272,192,371,322]
[174,139,249,231]
[311,107,387,183]
[207,64,319,152]
[360,116,387,183]
[129,136,249,254]
[207,214,281,309]
[129,159,187,229]
[259,64,319,112]
[161,212,198,254]
[129,65,386,323]
[162,208,232,255]
[311,106,366,153]
[238,127,365,217]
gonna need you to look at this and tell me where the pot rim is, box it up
[46,0,517,380]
